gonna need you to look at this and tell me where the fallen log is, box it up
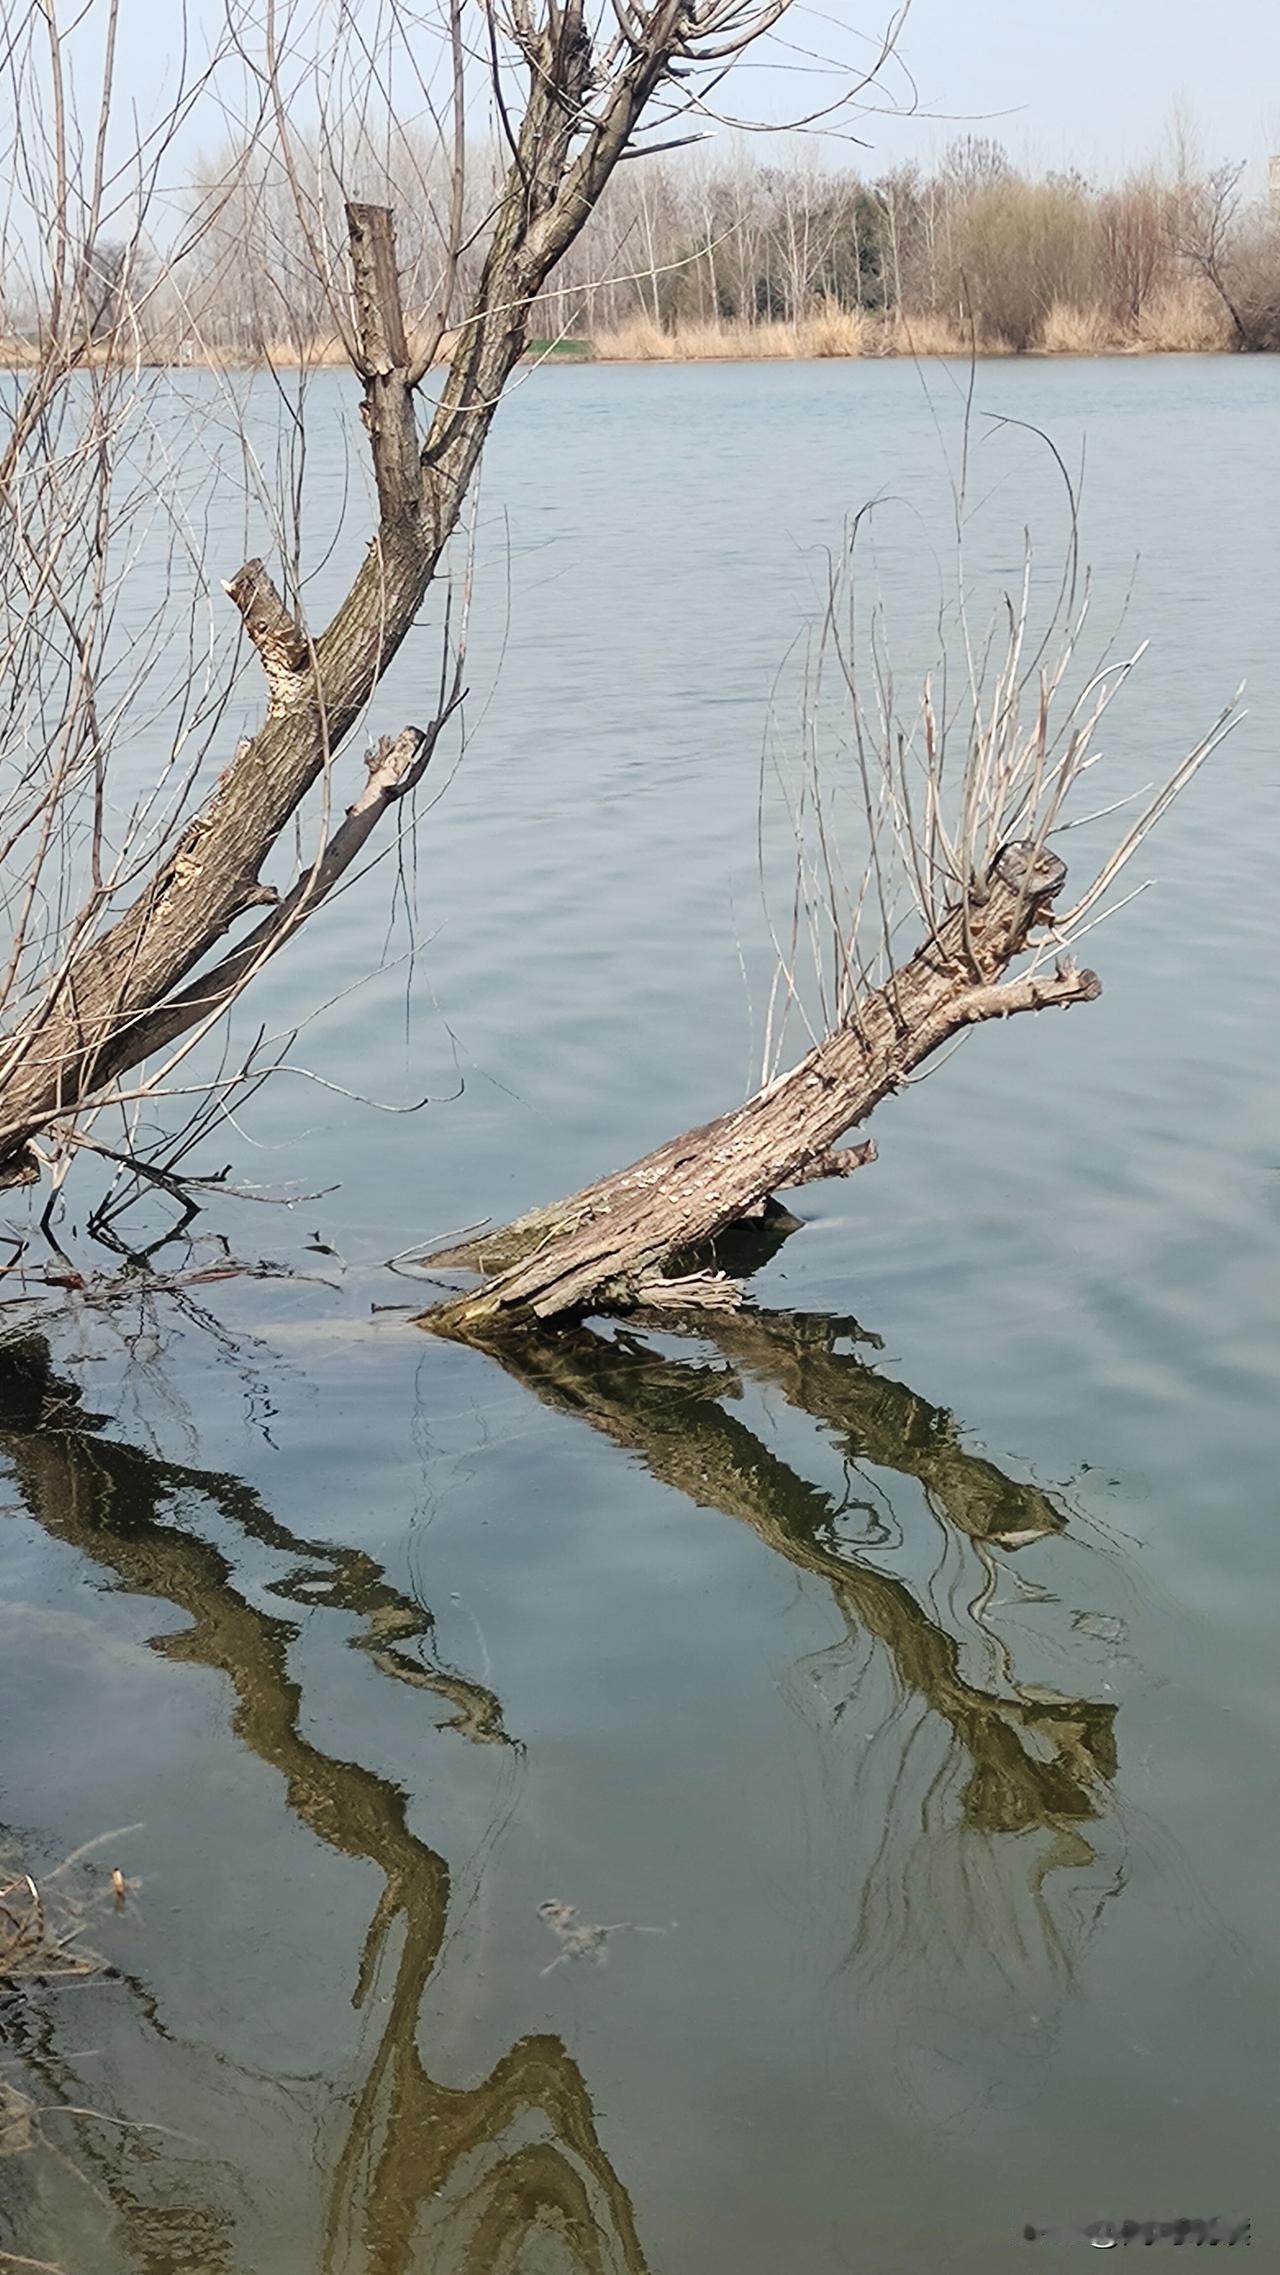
[421,841,1099,1337]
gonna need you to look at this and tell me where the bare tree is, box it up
[81,236,128,339]
[420,510,1235,1335]
[1171,161,1253,345]
[1172,162,1280,351]
[163,125,1274,362]
[2,0,893,1202]
[1097,173,1176,327]
[0,5,1239,1316]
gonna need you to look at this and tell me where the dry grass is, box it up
[0,335,178,369]
[250,332,350,367]
[0,291,1247,378]
[0,2079,35,2159]
[800,301,871,356]
[591,313,675,360]
[1037,284,1228,355]
[588,296,1249,363]
[0,1862,105,1992]
[594,312,871,361]
[1037,301,1126,354]
[1,1865,98,2170]
[593,308,1010,361]
[873,309,992,357]
[1,1844,128,2192]
[685,319,797,358]
[1134,281,1231,352]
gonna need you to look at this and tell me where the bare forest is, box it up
[6,119,1280,366]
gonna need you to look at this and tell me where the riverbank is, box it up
[587,292,1234,361]
[0,288,1248,374]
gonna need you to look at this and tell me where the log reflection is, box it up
[486,1304,1127,2111]
[0,1338,648,2275]
[488,1313,1117,1840]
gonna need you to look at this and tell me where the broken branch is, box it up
[784,1140,878,1188]
[222,560,310,713]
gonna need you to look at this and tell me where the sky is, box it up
[106,0,1280,192]
[850,0,1280,183]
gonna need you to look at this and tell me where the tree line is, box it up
[6,132,1278,363]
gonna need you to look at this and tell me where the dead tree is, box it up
[0,0,859,1196]
[421,538,1234,1336]
[425,842,1099,1331]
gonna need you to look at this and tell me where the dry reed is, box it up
[1134,282,1231,352]
[0,296,1249,376]
[584,297,1247,363]
[590,312,674,360]
[592,308,1005,361]
[1,1869,91,2174]
[0,1861,106,1991]
[1037,301,1125,355]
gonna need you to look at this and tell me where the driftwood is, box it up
[422,841,1099,1336]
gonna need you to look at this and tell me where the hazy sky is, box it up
[857,0,1279,180]
[114,0,1280,188]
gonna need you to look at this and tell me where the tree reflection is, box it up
[0,1337,648,2275]
[482,1300,1130,2118]
[0,1293,1129,2257]
[489,1313,1116,1839]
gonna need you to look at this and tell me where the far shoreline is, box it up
[4,312,1268,377]
[3,342,1260,373]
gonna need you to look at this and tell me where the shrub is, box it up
[944,177,1104,352]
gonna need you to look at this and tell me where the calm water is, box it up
[2,356,1278,2272]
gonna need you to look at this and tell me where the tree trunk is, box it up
[421,843,1100,1336]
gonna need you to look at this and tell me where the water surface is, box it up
[1,356,1277,2272]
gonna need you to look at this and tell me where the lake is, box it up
[1,354,1277,2272]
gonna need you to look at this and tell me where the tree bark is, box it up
[422,843,1100,1336]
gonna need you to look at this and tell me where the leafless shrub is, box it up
[1096,173,1181,326]
[940,176,1104,351]
[1168,161,1280,350]
[759,448,1237,1078]
[1215,214,1280,351]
